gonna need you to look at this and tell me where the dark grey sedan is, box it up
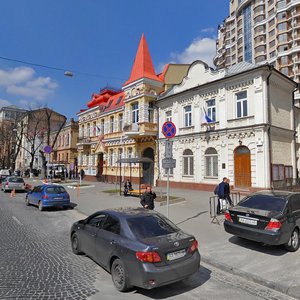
[224,191,300,251]
[70,208,200,291]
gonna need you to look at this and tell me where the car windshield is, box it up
[127,215,180,239]
[46,186,67,194]
[238,195,287,212]
[8,178,24,183]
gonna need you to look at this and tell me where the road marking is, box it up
[12,216,23,226]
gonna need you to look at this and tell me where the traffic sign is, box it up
[44,145,52,154]
[162,158,176,169]
[162,121,176,139]
[165,140,173,158]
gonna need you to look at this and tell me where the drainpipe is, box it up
[266,66,273,189]
[292,84,300,184]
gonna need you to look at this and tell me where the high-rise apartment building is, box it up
[214,0,300,84]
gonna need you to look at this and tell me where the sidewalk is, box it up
[26,178,300,299]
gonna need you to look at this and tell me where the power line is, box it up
[0,55,125,81]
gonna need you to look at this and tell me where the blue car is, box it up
[25,184,70,211]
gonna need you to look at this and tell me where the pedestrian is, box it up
[79,169,85,180]
[216,177,228,215]
[124,179,132,196]
[224,178,233,206]
[140,185,156,210]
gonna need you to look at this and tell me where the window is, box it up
[205,148,218,177]
[183,149,194,176]
[236,91,248,118]
[277,22,287,32]
[87,123,91,137]
[102,215,120,235]
[278,33,288,43]
[118,148,123,160]
[128,147,133,158]
[148,102,154,122]
[93,122,96,136]
[132,102,139,124]
[165,110,172,122]
[87,214,106,227]
[110,116,114,133]
[109,149,114,166]
[118,114,123,131]
[127,215,179,239]
[206,99,216,122]
[100,119,105,135]
[184,105,192,127]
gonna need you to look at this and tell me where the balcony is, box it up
[123,122,157,138]
[77,137,92,145]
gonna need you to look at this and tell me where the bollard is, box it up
[76,184,80,198]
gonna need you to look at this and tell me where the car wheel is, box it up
[25,197,30,206]
[38,201,44,211]
[71,233,83,255]
[285,229,299,252]
[111,259,130,292]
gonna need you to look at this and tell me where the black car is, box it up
[70,208,200,291]
[224,191,300,252]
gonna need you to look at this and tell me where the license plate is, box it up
[238,217,257,225]
[54,197,63,200]
[166,249,186,261]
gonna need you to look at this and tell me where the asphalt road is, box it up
[0,191,296,300]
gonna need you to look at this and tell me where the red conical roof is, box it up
[123,34,162,86]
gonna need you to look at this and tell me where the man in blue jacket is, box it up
[217,177,227,215]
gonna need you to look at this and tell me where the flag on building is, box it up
[201,107,213,124]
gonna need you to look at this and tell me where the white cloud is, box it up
[0,67,58,101]
[0,98,12,108]
[170,37,217,67]
[201,27,215,33]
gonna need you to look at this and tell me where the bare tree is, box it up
[18,107,66,177]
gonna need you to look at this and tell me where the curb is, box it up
[201,255,299,299]
[67,185,95,190]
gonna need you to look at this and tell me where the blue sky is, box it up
[0,0,229,119]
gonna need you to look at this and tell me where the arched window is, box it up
[183,149,194,176]
[205,148,218,177]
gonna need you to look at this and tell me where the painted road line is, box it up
[12,216,23,226]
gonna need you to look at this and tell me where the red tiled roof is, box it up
[87,88,119,109]
[101,92,125,113]
[123,34,163,86]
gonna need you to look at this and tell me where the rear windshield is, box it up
[8,178,24,183]
[239,195,287,212]
[45,186,67,194]
[127,215,179,239]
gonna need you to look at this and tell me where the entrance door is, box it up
[234,146,251,189]
[142,148,154,186]
[97,153,104,181]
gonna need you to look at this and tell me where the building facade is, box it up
[157,61,297,191]
[77,34,189,184]
[214,0,300,87]
[50,118,79,172]
[0,105,27,169]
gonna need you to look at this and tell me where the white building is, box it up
[156,61,298,191]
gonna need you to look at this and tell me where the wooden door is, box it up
[234,146,251,189]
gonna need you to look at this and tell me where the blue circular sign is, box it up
[44,145,52,154]
[162,121,176,139]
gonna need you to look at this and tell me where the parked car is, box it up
[0,169,11,179]
[70,208,200,292]
[224,191,300,252]
[1,176,26,192]
[25,184,70,211]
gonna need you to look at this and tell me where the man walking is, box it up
[217,177,227,215]
[140,185,156,210]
